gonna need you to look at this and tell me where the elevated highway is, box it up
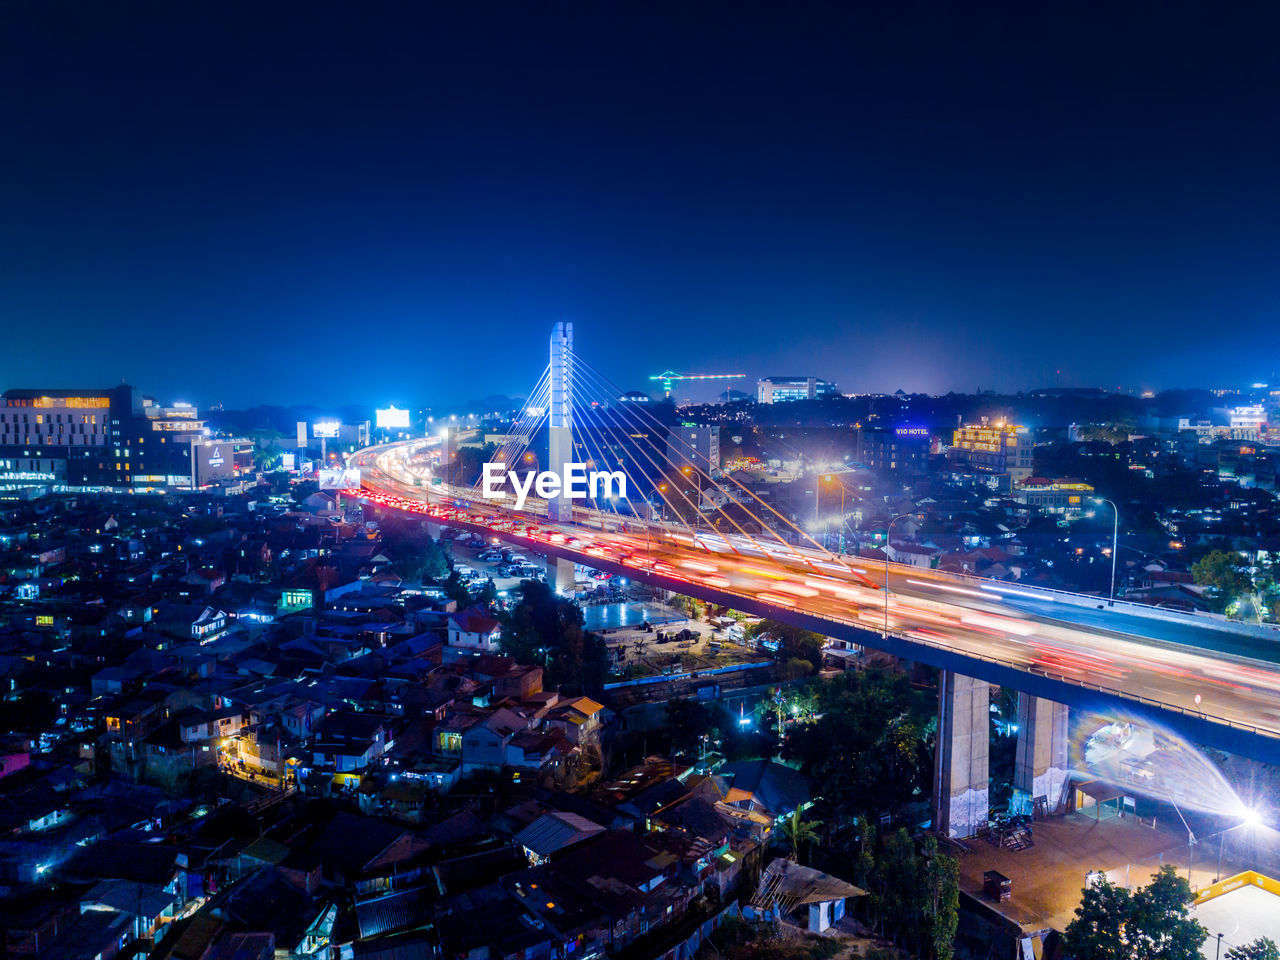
[345,441,1280,767]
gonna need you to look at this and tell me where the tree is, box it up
[1227,939,1280,960]
[1063,866,1206,960]
[1062,876,1133,960]
[664,698,716,757]
[443,570,472,605]
[779,807,822,863]
[782,670,933,823]
[747,619,825,673]
[1192,550,1252,612]
[920,836,959,960]
[500,580,608,693]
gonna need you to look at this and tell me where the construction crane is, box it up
[649,370,746,400]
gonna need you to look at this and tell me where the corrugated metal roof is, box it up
[514,811,605,857]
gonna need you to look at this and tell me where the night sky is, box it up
[3,2,1280,408]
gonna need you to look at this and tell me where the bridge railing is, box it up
[804,602,1280,741]
[346,471,1280,742]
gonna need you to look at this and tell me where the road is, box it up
[344,442,1280,750]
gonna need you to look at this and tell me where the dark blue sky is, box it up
[3,2,1279,408]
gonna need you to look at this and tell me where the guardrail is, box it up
[780,600,1280,742]
[352,449,1280,742]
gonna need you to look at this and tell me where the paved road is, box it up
[346,442,1280,743]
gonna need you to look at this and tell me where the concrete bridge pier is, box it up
[549,556,575,595]
[1014,693,1070,812]
[933,669,990,838]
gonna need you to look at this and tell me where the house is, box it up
[885,541,939,569]
[79,878,179,941]
[507,729,573,770]
[311,711,389,773]
[749,858,865,933]
[152,603,228,642]
[461,707,532,772]
[545,696,610,747]
[515,811,606,864]
[447,606,502,651]
[718,759,814,827]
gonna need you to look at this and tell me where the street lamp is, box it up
[822,475,848,554]
[1171,801,1197,883]
[1217,806,1263,880]
[884,513,913,638]
[1093,497,1119,606]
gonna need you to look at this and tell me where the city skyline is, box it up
[4,4,1280,406]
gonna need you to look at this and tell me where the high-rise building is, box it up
[0,386,252,496]
[861,425,932,476]
[756,376,838,404]
[948,421,1034,485]
[666,423,721,477]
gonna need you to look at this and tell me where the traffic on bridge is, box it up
[342,438,1280,759]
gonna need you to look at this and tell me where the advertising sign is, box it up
[376,406,411,429]
[313,421,341,439]
[319,467,362,490]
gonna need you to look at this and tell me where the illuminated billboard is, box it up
[376,406,411,429]
[313,421,341,439]
[319,467,361,490]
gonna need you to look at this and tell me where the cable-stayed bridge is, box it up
[345,323,1280,834]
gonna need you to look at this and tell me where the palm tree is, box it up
[779,808,823,863]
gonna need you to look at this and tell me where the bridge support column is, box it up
[1014,693,1070,812]
[549,557,575,595]
[548,321,574,524]
[933,670,989,838]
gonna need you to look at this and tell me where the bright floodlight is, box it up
[1241,807,1263,830]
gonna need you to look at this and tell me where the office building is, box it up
[1229,405,1268,441]
[756,376,838,404]
[861,425,932,476]
[1015,477,1094,519]
[0,386,253,496]
[666,423,721,477]
[948,421,1034,485]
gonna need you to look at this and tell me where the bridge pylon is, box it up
[548,321,576,593]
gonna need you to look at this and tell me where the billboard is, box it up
[313,421,341,439]
[319,467,361,490]
[376,406,411,429]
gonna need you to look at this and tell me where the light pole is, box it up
[822,474,847,554]
[1217,807,1262,880]
[884,513,913,638]
[1172,801,1197,883]
[1093,497,1119,606]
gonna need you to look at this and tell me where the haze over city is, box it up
[5,3,1280,407]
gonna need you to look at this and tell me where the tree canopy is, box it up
[1191,550,1252,612]
[1226,939,1280,960]
[782,669,934,822]
[500,580,608,694]
[1063,865,1207,960]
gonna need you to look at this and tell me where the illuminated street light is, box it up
[1092,497,1119,605]
[884,513,913,638]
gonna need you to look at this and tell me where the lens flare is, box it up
[1071,707,1245,816]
